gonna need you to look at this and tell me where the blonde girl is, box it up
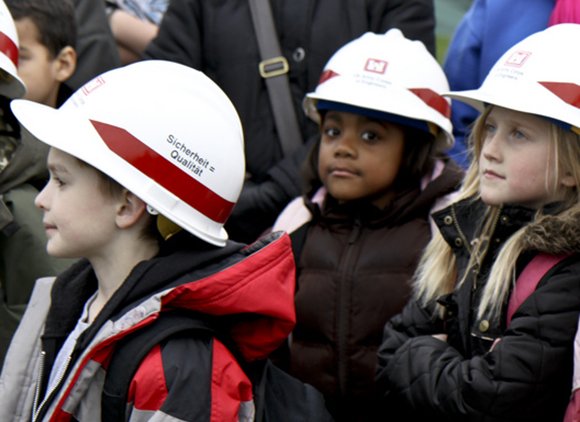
[376,23,580,422]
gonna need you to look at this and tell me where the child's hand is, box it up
[432,334,448,342]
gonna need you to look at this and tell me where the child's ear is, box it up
[54,46,77,83]
[116,190,147,229]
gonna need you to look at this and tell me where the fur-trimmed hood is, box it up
[521,206,580,254]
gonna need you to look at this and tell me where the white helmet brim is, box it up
[11,61,245,247]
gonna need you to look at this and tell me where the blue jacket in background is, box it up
[443,0,554,168]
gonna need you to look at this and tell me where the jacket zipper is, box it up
[32,351,46,420]
[33,354,73,422]
[450,207,501,354]
[337,218,362,395]
[451,204,502,287]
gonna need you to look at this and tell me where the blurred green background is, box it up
[435,0,473,63]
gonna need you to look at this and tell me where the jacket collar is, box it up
[44,231,296,363]
[433,197,580,255]
[308,159,463,228]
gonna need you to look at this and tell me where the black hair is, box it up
[6,0,76,58]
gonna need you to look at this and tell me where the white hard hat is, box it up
[304,29,453,151]
[11,60,245,247]
[446,23,580,134]
[0,0,24,98]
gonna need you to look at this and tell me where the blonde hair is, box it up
[414,106,580,321]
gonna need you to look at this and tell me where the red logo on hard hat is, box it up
[81,77,106,96]
[364,58,388,74]
[505,51,532,68]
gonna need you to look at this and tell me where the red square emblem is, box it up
[364,58,388,74]
[504,51,532,67]
[81,77,106,96]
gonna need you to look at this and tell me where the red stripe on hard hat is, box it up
[539,82,580,108]
[409,88,450,118]
[90,120,235,224]
[0,31,18,67]
[318,70,339,85]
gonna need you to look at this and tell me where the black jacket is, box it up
[376,198,580,421]
[144,0,436,242]
[279,160,462,421]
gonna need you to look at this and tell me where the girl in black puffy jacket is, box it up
[377,24,580,422]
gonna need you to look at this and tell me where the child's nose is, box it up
[34,185,49,210]
[481,133,503,162]
[334,133,357,157]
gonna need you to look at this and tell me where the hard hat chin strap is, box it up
[156,215,183,241]
[147,205,183,241]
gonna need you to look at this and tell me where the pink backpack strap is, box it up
[507,253,570,326]
[564,372,580,422]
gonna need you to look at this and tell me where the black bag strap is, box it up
[248,0,302,158]
[101,312,217,421]
[101,310,333,422]
[289,220,311,266]
[259,360,334,422]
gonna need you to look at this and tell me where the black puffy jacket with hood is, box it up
[377,197,580,421]
[273,159,463,421]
